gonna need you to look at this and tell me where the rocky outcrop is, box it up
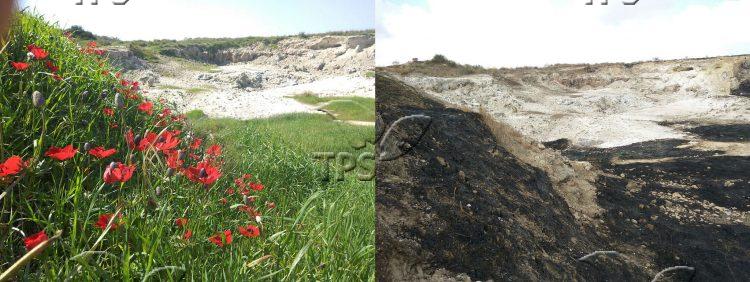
[235,71,263,89]
[731,59,750,96]
[346,35,375,50]
[310,36,344,50]
[138,70,159,86]
[160,34,375,70]
[105,47,147,70]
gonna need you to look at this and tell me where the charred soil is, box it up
[376,73,750,281]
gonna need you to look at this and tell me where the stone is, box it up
[236,71,263,89]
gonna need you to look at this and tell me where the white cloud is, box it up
[23,0,277,40]
[377,0,750,67]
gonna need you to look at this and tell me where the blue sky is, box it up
[377,0,750,67]
[21,0,374,40]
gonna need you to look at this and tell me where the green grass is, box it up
[185,110,207,120]
[1,12,374,281]
[290,93,375,122]
[158,85,216,95]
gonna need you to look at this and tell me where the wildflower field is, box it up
[0,13,374,281]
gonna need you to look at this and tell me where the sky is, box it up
[377,0,750,67]
[20,0,374,40]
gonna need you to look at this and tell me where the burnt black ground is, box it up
[564,139,750,281]
[377,73,750,281]
[686,124,750,142]
[376,74,649,281]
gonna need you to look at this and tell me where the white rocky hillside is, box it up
[389,56,750,148]
[107,34,375,119]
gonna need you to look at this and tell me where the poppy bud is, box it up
[108,162,117,171]
[243,195,250,205]
[199,168,208,178]
[100,90,108,99]
[134,135,142,145]
[83,142,92,151]
[203,184,210,190]
[114,93,124,109]
[27,52,35,60]
[32,91,45,108]
[81,120,89,126]
[166,168,175,177]
[178,150,186,160]
[147,198,158,210]
[129,154,137,164]
[81,90,89,99]
[155,187,162,196]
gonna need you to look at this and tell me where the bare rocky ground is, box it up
[377,56,750,281]
[108,35,374,119]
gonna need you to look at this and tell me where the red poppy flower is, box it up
[249,182,264,192]
[11,62,30,71]
[190,138,202,150]
[219,198,228,205]
[238,205,260,217]
[27,44,48,60]
[94,213,123,230]
[45,145,77,161]
[234,178,246,189]
[52,74,62,81]
[166,151,183,169]
[206,144,222,157]
[138,101,154,115]
[110,123,119,129]
[0,156,27,177]
[243,173,252,180]
[175,217,188,228]
[89,147,117,159]
[87,41,97,48]
[183,229,193,240]
[158,108,172,119]
[172,114,186,122]
[155,131,181,152]
[226,187,235,195]
[45,61,59,73]
[266,202,276,210]
[103,162,136,184]
[23,231,48,251]
[126,130,157,151]
[184,161,222,185]
[208,230,232,247]
[103,107,114,116]
[238,224,260,238]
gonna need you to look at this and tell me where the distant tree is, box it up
[430,54,458,67]
[65,25,96,40]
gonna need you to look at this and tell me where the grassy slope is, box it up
[291,94,375,122]
[1,13,374,281]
